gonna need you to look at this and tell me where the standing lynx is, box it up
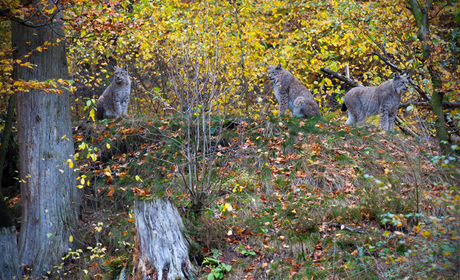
[268,64,320,118]
[341,73,409,131]
[96,66,131,120]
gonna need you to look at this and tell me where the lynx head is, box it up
[392,73,409,94]
[113,65,129,85]
[267,64,283,82]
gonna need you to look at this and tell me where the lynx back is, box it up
[342,73,408,131]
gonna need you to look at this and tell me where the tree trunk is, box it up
[408,0,450,154]
[11,2,80,277]
[134,198,195,280]
[0,227,20,279]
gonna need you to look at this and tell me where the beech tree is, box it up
[1,0,80,277]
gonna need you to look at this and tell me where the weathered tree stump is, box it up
[0,226,20,279]
[134,198,194,280]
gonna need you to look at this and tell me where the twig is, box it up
[372,52,431,101]
[394,115,420,138]
[323,222,367,233]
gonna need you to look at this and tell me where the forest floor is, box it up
[68,113,459,280]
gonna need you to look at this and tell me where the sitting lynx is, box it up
[96,66,131,120]
[268,64,320,118]
[342,73,409,131]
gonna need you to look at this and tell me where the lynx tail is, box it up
[96,101,105,120]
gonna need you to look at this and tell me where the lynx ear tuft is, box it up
[123,65,128,71]
[394,73,400,79]
[276,63,282,70]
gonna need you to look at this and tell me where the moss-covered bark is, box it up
[408,0,450,154]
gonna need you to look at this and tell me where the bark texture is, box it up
[0,227,20,279]
[408,0,450,154]
[134,198,194,280]
[11,2,80,277]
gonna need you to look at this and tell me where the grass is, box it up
[67,113,460,280]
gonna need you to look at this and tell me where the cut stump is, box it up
[134,198,194,280]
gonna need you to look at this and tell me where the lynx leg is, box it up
[380,112,389,131]
[345,110,355,124]
[104,109,117,118]
[278,102,287,116]
[292,106,303,118]
[388,113,396,130]
[114,100,122,116]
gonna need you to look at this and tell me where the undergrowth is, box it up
[67,113,460,279]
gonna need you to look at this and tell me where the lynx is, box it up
[96,66,131,120]
[341,73,409,131]
[267,64,320,118]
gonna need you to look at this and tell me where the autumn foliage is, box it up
[1,0,459,279]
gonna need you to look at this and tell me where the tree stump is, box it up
[0,227,20,279]
[134,198,194,280]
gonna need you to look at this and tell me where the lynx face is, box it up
[113,66,129,85]
[267,64,283,83]
[392,74,409,94]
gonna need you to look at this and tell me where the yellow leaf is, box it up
[105,171,111,177]
[383,231,390,237]
[69,235,73,243]
[68,160,73,169]
[106,143,111,149]
[422,231,430,237]
[227,230,232,236]
[89,108,95,122]
[45,209,48,213]
[77,185,84,189]
[222,203,233,212]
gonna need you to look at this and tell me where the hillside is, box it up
[69,114,459,279]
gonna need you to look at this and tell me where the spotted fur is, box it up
[267,64,320,118]
[96,66,131,120]
[342,73,409,131]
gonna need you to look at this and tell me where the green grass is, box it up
[69,114,460,280]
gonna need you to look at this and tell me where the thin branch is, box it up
[372,52,431,101]
[399,101,460,109]
[394,116,420,138]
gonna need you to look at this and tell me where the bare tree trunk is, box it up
[11,1,80,277]
[134,198,194,280]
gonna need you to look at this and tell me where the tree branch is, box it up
[372,52,431,101]
[399,101,460,109]
[320,67,363,87]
